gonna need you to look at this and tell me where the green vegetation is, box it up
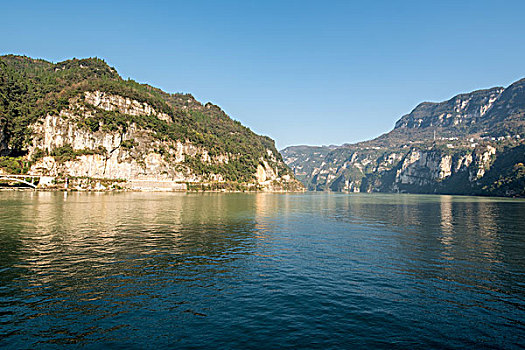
[0,156,30,174]
[0,55,292,183]
[48,144,106,163]
[120,139,136,149]
[186,181,255,192]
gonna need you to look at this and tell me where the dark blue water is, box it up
[0,192,524,348]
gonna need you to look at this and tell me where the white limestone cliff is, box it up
[25,92,299,191]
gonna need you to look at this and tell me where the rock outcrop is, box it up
[0,55,303,191]
[394,88,504,130]
[25,92,299,191]
[283,78,525,197]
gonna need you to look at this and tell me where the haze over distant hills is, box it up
[282,78,525,197]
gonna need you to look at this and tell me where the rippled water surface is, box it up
[1,192,524,348]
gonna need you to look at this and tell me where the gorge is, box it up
[282,78,525,197]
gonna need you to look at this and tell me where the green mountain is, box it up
[0,55,302,191]
[282,78,525,197]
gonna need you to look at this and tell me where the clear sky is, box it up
[2,0,525,149]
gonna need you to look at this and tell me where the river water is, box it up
[0,192,524,348]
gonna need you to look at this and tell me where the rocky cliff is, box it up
[283,78,525,197]
[0,55,302,191]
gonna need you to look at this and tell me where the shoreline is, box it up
[1,187,522,198]
[0,175,305,193]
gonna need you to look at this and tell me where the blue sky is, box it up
[2,0,525,148]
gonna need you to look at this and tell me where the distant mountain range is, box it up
[282,78,525,197]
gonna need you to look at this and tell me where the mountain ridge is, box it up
[282,77,525,197]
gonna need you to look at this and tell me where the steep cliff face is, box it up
[0,55,303,191]
[394,88,504,130]
[25,92,298,190]
[391,146,497,192]
[28,91,208,179]
[282,77,525,197]
[284,142,522,196]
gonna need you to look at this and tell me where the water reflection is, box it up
[439,195,454,249]
[317,194,522,262]
[0,192,268,346]
[1,192,524,348]
[311,193,525,299]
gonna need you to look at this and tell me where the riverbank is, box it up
[0,176,305,192]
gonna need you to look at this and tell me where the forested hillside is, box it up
[0,55,301,191]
